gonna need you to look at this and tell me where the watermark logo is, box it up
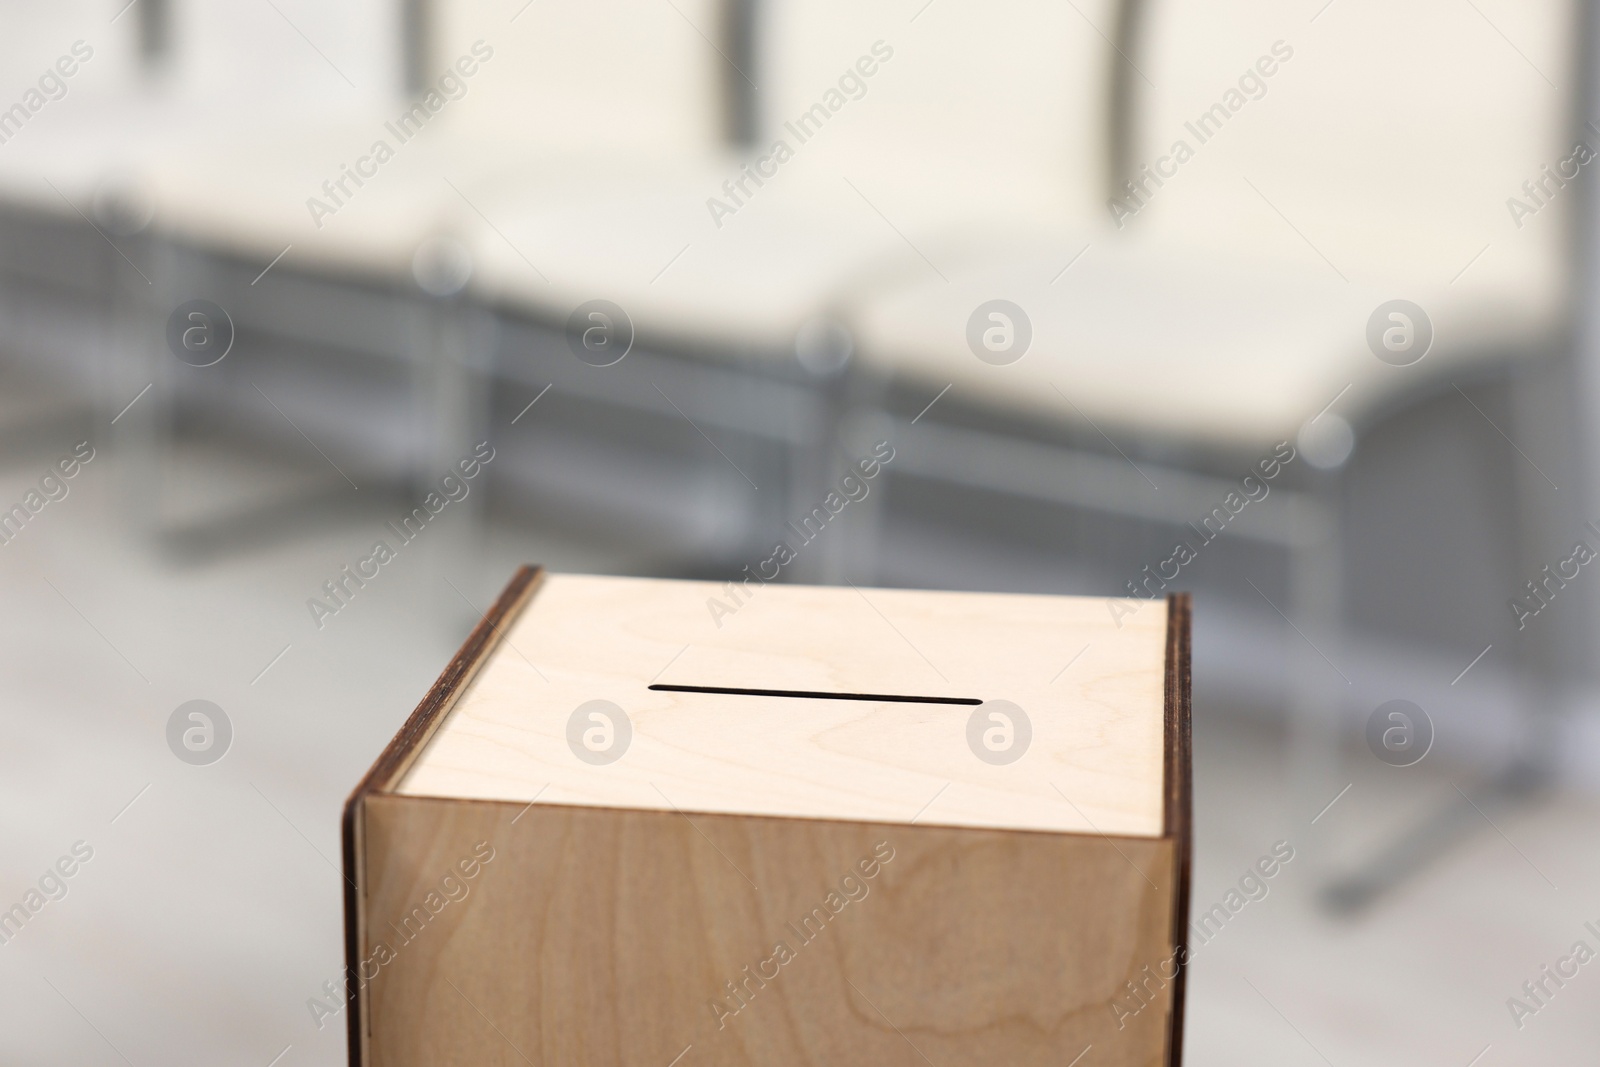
[1112,840,1295,1029]
[0,441,95,548]
[306,443,496,631]
[307,841,495,1028]
[1510,522,1600,631]
[567,700,631,765]
[966,700,1031,764]
[966,300,1031,365]
[708,842,895,1029]
[1365,699,1432,767]
[166,300,234,367]
[166,700,232,766]
[706,442,895,628]
[1507,141,1596,230]
[565,300,633,367]
[1109,440,1296,626]
[305,41,495,229]
[1507,923,1600,1031]
[706,41,894,229]
[0,40,94,148]
[1366,300,1432,367]
[1109,40,1294,227]
[0,841,94,947]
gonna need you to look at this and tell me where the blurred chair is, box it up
[417,0,799,560]
[837,0,1581,902]
[24,0,732,558]
[0,0,403,324]
[463,0,1122,573]
[0,0,424,546]
[0,1,144,415]
[131,0,754,561]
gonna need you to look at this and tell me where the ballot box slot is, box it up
[648,683,981,706]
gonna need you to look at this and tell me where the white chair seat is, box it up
[140,126,763,295]
[0,95,657,285]
[140,117,506,281]
[0,92,447,276]
[0,93,225,212]
[466,154,1012,359]
[848,230,1561,447]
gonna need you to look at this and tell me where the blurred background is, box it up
[2,0,1599,1063]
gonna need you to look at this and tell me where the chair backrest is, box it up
[171,0,403,112]
[1125,0,1579,301]
[430,0,727,159]
[758,0,1122,230]
[0,1,141,104]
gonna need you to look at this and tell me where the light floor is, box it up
[0,419,1594,1066]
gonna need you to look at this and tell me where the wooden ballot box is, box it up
[342,566,1191,1066]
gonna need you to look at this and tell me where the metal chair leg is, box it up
[1321,360,1569,913]
[1286,479,1347,874]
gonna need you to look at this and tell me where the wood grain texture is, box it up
[396,573,1169,837]
[345,569,1191,1066]
[359,793,1178,1067]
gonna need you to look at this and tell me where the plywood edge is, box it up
[340,564,545,1067]
[355,565,548,800]
[360,790,1171,845]
[1162,592,1193,1067]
